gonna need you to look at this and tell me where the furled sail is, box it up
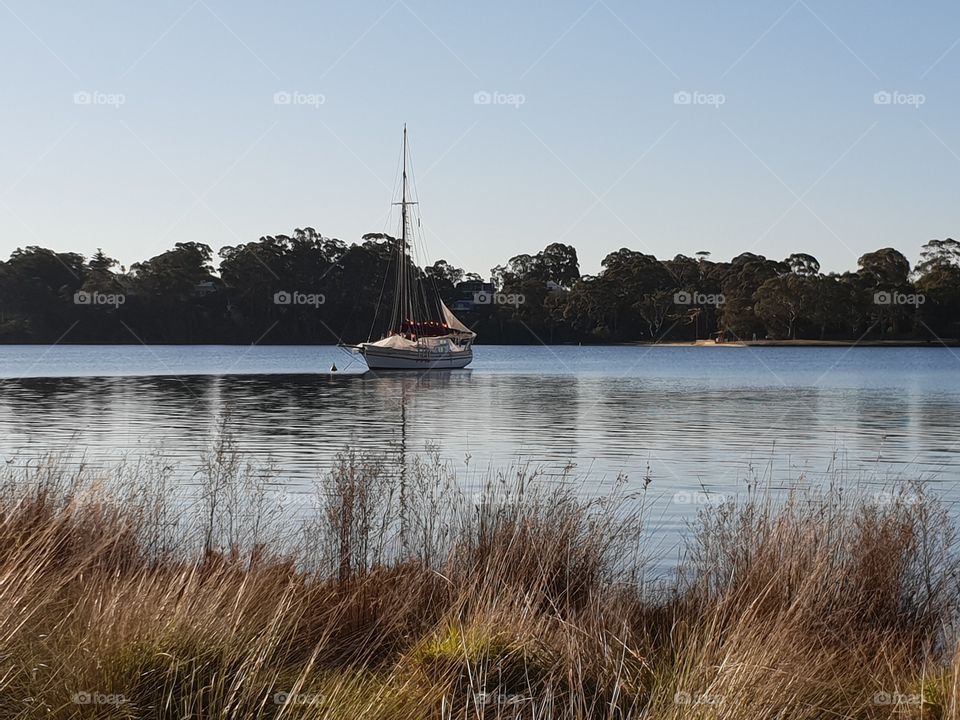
[440,301,476,338]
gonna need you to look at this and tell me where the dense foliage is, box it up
[0,229,957,344]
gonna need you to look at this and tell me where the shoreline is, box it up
[632,338,960,348]
[0,339,957,348]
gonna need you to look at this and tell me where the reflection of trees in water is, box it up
[0,375,222,472]
[854,392,960,470]
[0,371,958,490]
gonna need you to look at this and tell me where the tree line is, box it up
[0,228,957,344]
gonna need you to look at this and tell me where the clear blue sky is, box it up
[0,0,957,277]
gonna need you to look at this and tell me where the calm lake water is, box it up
[0,345,958,557]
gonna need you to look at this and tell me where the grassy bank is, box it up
[0,451,958,719]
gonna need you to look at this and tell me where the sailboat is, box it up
[357,127,476,370]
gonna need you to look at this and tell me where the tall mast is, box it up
[401,124,408,251]
[391,124,417,333]
[400,125,409,328]
[393,123,419,332]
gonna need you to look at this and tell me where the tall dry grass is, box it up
[0,444,956,719]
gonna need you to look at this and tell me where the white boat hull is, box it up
[360,344,473,370]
